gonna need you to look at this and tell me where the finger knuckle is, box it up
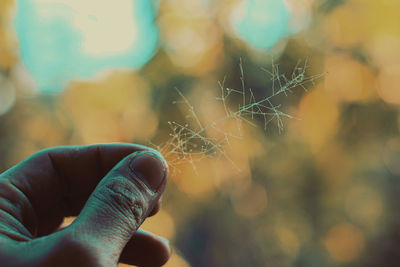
[101,178,148,226]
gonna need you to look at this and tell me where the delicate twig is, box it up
[155,59,323,174]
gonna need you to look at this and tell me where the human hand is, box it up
[0,144,170,267]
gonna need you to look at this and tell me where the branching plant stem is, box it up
[154,59,323,174]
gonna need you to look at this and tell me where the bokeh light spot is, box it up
[295,87,339,152]
[231,183,268,218]
[10,63,38,96]
[324,54,376,102]
[0,75,16,116]
[378,65,400,105]
[322,4,365,47]
[275,226,300,257]
[141,210,176,240]
[158,0,222,72]
[345,185,383,227]
[14,0,158,93]
[232,0,291,49]
[60,71,158,144]
[323,223,365,262]
[284,0,313,33]
[367,34,400,69]
[172,157,217,198]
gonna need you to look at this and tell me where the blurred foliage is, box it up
[1,0,400,266]
[317,0,346,13]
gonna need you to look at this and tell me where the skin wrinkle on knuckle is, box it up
[0,182,37,237]
[0,194,21,221]
[99,177,150,227]
[0,209,32,241]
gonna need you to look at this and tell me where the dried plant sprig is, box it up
[154,59,323,174]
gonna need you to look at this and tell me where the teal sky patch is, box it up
[14,0,159,94]
[234,0,291,50]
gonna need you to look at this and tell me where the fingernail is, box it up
[129,151,167,192]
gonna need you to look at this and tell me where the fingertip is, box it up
[129,151,168,193]
[148,199,162,217]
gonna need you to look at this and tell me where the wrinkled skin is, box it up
[0,144,170,267]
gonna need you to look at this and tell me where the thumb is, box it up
[68,150,168,265]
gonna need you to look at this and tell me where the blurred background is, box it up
[1,0,400,266]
